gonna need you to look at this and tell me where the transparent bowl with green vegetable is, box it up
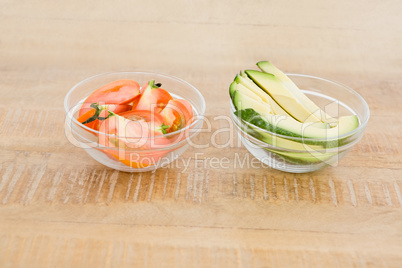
[230,62,369,173]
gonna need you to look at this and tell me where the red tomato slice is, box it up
[98,116,153,168]
[77,104,132,131]
[134,81,173,114]
[173,99,193,125]
[99,115,150,148]
[119,110,164,123]
[79,79,140,117]
[77,108,97,130]
[119,110,166,135]
[131,94,142,110]
[160,99,194,133]
[98,113,171,168]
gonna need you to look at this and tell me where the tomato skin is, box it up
[134,82,173,114]
[79,79,140,117]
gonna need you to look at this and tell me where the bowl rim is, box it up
[64,71,206,139]
[231,73,370,142]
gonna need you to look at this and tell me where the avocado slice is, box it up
[229,81,237,98]
[250,127,325,151]
[235,108,358,147]
[239,119,336,163]
[267,148,337,164]
[256,61,291,84]
[232,91,272,116]
[277,149,334,166]
[230,81,266,104]
[234,73,288,116]
[257,61,338,126]
[245,70,323,123]
[235,109,338,163]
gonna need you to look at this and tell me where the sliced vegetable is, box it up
[232,90,272,116]
[160,99,193,133]
[77,108,97,130]
[134,80,173,113]
[77,103,131,131]
[99,112,149,148]
[235,72,288,116]
[245,70,321,123]
[98,111,172,167]
[257,61,338,126]
[79,79,140,117]
[235,108,358,147]
[119,110,167,136]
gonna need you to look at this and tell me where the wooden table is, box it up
[1,1,401,267]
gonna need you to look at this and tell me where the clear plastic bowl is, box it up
[64,72,206,172]
[230,74,370,173]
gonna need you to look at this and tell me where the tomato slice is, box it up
[131,94,142,110]
[173,99,193,125]
[77,104,132,131]
[99,114,150,148]
[77,108,97,130]
[79,79,140,117]
[134,80,173,114]
[119,110,163,123]
[119,110,167,135]
[98,113,171,168]
[160,99,194,133]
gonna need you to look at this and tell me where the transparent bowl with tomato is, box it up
[64,72,205,172]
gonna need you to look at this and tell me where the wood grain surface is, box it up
[1,1,401,267]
